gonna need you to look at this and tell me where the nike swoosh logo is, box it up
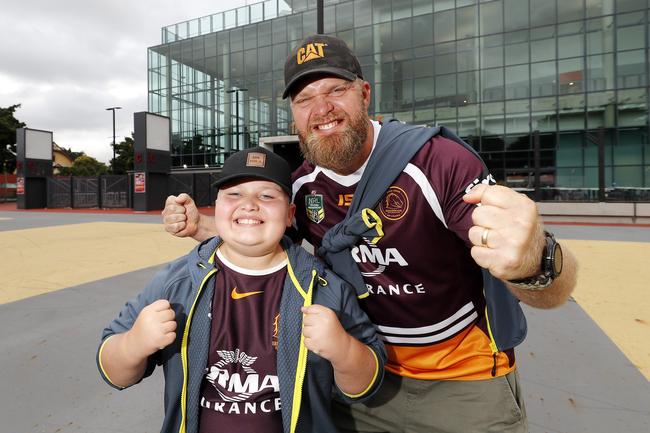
[231,287,264,300]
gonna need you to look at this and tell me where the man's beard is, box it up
[297,108,369,174]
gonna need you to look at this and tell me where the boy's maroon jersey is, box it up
[199,251,285,433]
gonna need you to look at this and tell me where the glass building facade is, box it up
[148,0,650,201]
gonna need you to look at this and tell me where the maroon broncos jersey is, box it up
[292,121,514,380]
[199,251,285,433]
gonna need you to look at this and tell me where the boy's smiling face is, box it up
[214,179,295,263]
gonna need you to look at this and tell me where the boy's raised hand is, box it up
[301,305,351,364]
[127,299,177,358]
[162,193,200,238]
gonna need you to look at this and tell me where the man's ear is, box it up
[287,203,297,226]
[361,80,371,109]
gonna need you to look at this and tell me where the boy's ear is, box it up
[287,203,296,227]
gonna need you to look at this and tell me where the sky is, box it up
[0,0,252,163]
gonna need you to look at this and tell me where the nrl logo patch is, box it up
[305,193,325,224]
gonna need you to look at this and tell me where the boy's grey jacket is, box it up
[97,236,385,433]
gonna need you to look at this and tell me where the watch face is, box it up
[553,242,563,276]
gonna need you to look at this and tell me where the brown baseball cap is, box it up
[282,34,363,99]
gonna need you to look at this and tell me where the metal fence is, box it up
[101,175,129,208]
[46,175,130,209]
[47,177,72,208]
[72,177,99,208]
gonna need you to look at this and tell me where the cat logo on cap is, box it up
[246,152,266,168]
[297,43,328,65]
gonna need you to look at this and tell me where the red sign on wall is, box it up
[134,172,146,193]
[16,177,25,195]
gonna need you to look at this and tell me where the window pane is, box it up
[336,2,354,31]
[505,100,531,134]
[504,0,529,31]
[587,53,615,91]
[616,0,647,13]
[392,0,412,20]
[373,0,392,23]
[558,95,586,131]
[375,22,392,52]
[557,0,584,23]
[559,34,584,58]
[506,64,530,99]
[559,58,584,94]
[457,38,479,71]
[531,61,557,97]
[413,0,433,16]
[618,88,647,127]
[414,76,435,102]
[531,0,556,27]
[407,14,431,45]
[617,25,645,51]
[458,71,479,103]
[355,0,372,26]
[434,42,456,75]
[531,97,558,132]
[480,0,503,35]
[617,49,647,88]
[587,91,616,128]
[481,35,503,68]
[434,9,455,43]
[586,17,615,54]
[457,5,478,39]
[435,74,456,98]
[393,18,412,51]
[482,67,504,102]
[354,26,373,56]
[505,31,530,65]
[531,27,556,62]
[586,0,613,17]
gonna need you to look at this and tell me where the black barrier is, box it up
[169,173,193,197]
[194,173,211,206]
[47,177,72,208]
[210,172,221,204]
[72,177,99,208]
[101,175,129,208]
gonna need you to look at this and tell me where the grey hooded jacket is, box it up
[317,119,527,353]
[97,236,385,433]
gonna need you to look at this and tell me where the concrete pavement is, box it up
[0,209,648,433]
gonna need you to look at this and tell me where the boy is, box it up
[97,147,385,433]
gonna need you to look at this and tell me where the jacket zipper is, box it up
[286,261,317,433]
[178,264,217,433]
[483,304,499,377]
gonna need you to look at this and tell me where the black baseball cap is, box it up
[282,34,363,99]
[213,147,292,197]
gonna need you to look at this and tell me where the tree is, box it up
[71,155,108,176]
[0,104,26,173]
[110,134,134,174]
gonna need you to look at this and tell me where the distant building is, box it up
[52,143,76,175]
[148,0,649,201]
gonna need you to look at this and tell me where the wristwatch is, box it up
[508,231,563,291]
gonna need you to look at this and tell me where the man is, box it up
[163,35,578,433]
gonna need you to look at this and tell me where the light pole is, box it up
[226,88,248,153]
[106,106,122,172]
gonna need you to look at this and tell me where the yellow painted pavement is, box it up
[0,222,196,304]
[563,239,650,380]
